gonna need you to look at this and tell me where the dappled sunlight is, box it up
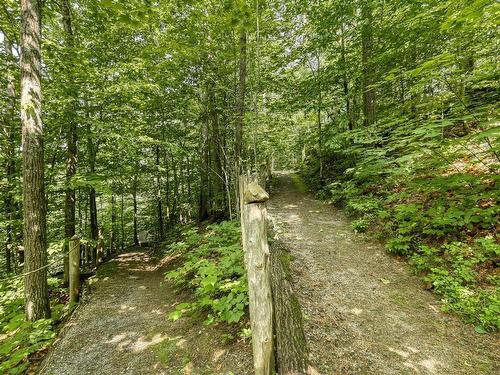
[350,308,363,316]
[131,333,168,353]
[386,339,442,373]
[212,349,226,362]
[118,304,137,312]
[105,332,169,353]
[154,253,181,270]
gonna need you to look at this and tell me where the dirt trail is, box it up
[267,172,499,375]
[37,250,252,375]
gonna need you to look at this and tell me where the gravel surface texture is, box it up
[37,250,252,375]
[268,172,499,375]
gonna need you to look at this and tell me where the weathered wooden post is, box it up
[240,178,274,375]
[69,235,81,303]
[97,227,104,264]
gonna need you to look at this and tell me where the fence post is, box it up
[69,235,81,303]
[240,178,274,375]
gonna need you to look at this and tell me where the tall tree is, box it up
[61,0,78,284]
[2,34,17,273]
[361,1,375,126]
[20,0,50,320]
[234,28,247,208]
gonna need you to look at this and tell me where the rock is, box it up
[243,182,269,203]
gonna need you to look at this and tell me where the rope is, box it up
[0,246,73,283]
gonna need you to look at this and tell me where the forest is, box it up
[0,0,499,374]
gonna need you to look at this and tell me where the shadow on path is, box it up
[38,248,252,374]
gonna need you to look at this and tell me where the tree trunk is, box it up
[89,187,98,264]
[234,29,247,215]
[61,0,78,284]
[362,2,376,127]
[171,154,179,224]
[110,194,116,253]
[341,22,353,131]
[87,127,98,264]
[2,36,16,274]
[69,235,80,303]
[21,0,50,321]
[132,175,139,245]
[165,154,171,226]
[186,155,192,220]
[120,193,124,250]
[199,116,210,222]
[208,84,226,218]
[316,54,323,180]
[156,145,164,240]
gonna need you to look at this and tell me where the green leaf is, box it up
[474,325,487,334]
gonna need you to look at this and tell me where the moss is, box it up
[96,260,118,278]
[290,173,308,193]
[152,337,192,372]
[389,292,407,307]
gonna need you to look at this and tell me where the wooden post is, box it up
[97,227,104,264]
[69,235,81,303]
[270,239,309,374]
[240,178,274,375]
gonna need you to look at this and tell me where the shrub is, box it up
[165,221,248,325]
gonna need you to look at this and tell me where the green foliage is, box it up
[410,239,500,331]
[0,278,67,374]
[165,221,248,326]
[351,218,369,233]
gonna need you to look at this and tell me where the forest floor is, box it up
[35,173,499,375]
[267,172,499,375]
[36,249,252,375]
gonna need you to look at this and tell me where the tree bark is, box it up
[21,0,50,320]
[2,36,16,273]
[208,84,226,217]
[61,0,78,284]
[120,193,124,250]
[156,145,164,240]
[199,115,210,222]
[164,153,171,226]
[132,175,139,245]
[362,2,376,127]
[340,22,353,131]
[171,154,179,224]
[89,187,98,264]
[110,194,116,253]
[186,155,193,221]
[69,235,80,303]
[317,58,323,180]
[87,126,98,264]
[234,29,247,215]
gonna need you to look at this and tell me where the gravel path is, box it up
[37,251,172,375]
[37,250,252,375]
[267,172,499,375]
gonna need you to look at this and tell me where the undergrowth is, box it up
[163,221,248,327]
[0,277,70,374]
[302,115,499,332]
